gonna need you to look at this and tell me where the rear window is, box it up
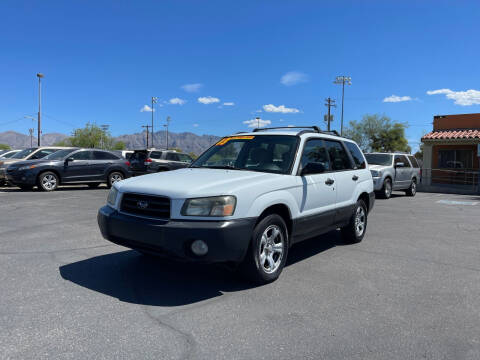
[408,155,419,168]
[324,140,353,171]
[344,141,366,169]
[150,151,162,159]
[131,151,147,161]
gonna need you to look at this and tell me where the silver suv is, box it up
[365,153,420,199]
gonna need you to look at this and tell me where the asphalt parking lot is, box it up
[1,186,479,359]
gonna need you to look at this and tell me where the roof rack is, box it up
[252,126,341,137]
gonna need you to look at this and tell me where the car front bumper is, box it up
[5,170,37,186]
[97,206,257,264]
[372,177,384,191]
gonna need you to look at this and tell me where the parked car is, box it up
[98,127,374,284]
[129,149,193,176]
[0,147,69,186]
[0,150,20,159]
[365,152,420,199]
[5,148,131,191]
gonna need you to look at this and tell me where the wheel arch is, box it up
[37,169,62,185]
[256,203,293,239]
[357,192,371,212]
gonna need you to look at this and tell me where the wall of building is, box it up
[434,113,480,130]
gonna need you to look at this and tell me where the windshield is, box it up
[192,135,299,174]
[1,151,19,159]
[365,154,393,166]
[43,149,77,160]
[11,148,36,159]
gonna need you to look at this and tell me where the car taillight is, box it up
[125,161,130,167]
[144,158,152,165]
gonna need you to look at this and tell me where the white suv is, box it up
[98,127,374,283]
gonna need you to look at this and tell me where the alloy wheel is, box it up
[42,174,57,191]
[354,206,366,237]
[258,224,284,274]
[110,173,123,184]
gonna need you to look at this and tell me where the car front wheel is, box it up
[38,171,59,192]
[380,178,392,199]
[341,199,368,244]
[239,214,289,284]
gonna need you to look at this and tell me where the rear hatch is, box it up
[129,150,149,172]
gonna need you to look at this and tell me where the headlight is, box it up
[370,170,382,177]
[107,187,119,207]
[18,165,36,171]
[181,196,236,217]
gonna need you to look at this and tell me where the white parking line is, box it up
[436,200,479,206]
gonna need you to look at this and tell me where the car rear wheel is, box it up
[38,172,59,192]
[406,179,417,196]
[107,172,124,188]
[239,214,289,284]
[380,178,392,199]
[341,199,368,244]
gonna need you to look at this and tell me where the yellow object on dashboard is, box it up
[216,136,255,146]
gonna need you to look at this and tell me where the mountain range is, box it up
[0,130,221,155]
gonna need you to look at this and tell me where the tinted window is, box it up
[344,141,366,169]
[324,140,353,170]
[395,155,411,167]
[438,149,473,169]
[92,151,119,160]
[177,153,192,163]
[365,154,393,166]
[1,151,20,158]
[11,148,36,159]
[150,151,162,159]
[407,155,419,168]
[166,153,180,161]
[71,151,91,160]
[30,148,59,159]
[300,139,330,174]
[44,149,77,160]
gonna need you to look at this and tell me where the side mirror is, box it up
[395,162,405,168]
[65,157,74,163]
[301,162,326,176]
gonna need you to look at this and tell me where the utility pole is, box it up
[36,73,44,146]
[151,97,158,147]
[29,128,34,147]
[142,125,151,149]
[165,116,171,150]
[255,116,261,128]
[100,124,110,149]
[334,76,351,136]
[324,98,336,131]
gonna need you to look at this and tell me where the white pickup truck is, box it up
[98,127,375,284]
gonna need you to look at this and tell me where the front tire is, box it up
[107,171,124,188]
[38,171,59,192]
[239,214,289,284]
[380,178,392,199]
[406,178,417,196]
[341,199,368,244]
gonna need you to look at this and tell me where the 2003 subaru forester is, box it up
[98,126,375,284]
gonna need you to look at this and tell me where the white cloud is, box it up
[169,97,186,105]
[193,123,199,127]
[181,83,203,93]
[426,88,480,106]
[383,95,413,103]
[140,104,154,112]
[198,96,220,104]
[280,71,308,86]
[243,119,272,128]
[263,104,300,114]
[223,102,235,106]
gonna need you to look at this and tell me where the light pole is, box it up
[100,124,110,149]
[36,73,44,146]
[142,125,151,148]
[151,97,158,147]
[333,75,351,136]
[165,116,171,150]
[256,116,260,128]
[29,128,34,147]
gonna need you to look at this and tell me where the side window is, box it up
[177,154,192,163]
[344,142,366,169]
[71,151,91,160]
[408,155,419,168]
[92,151,119,160]
[324,140,353,171]
[150,151,162,159]
[166,153,180,161]
[31,149,58,159]
[300,139,330,174]
[395,155,410,167]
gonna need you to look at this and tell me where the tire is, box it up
[341,199,368,244]
[107,171,124,188]
[38,171,59,192]
[88,183,100,189]
[406,178,417,197]
[19,185,34,191]
[380,178,392,199]
[239,214,289,284]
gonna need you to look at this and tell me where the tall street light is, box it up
[151,97,158,147]
[333,75,351,136]
[36,73,44,146]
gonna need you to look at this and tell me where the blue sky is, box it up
[1,0,480,151]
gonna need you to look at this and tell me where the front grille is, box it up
[120,193,171,219]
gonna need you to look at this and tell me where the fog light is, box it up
[191,240,208,256]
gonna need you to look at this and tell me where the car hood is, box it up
[116,168,289,199]
[0,158,24,167]
[368,164,390,171]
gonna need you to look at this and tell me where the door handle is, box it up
[352,175,359,181]
[325,178,335,186]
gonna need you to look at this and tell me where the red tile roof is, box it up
[422,129,480,140]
